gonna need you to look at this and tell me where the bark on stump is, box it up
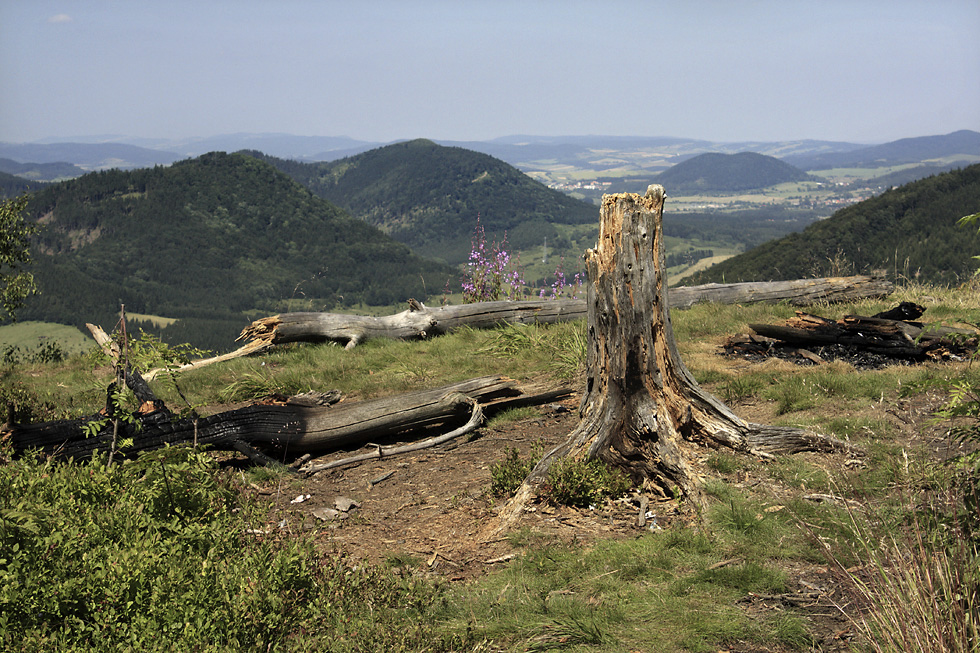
[493,186,849,533]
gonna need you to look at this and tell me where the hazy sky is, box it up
[2,0,979,145]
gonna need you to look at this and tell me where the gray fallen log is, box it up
[151,274,893,378]
[668,272,893,309]
[8,376,520,462]
[236,273,892,350]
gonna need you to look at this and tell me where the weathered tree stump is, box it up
[492,187,850,533]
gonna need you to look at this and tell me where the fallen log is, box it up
[668,272,892,309]
[246,274,892,350]
[7,376,525,463]
[155,274,893,378]
[736,303,978,364]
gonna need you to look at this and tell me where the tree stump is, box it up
[492,186,850,532]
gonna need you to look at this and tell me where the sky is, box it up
[1,0,979,145]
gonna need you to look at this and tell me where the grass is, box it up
[0,320,93,358]
[440,528,812,652]
[3,282,980,650]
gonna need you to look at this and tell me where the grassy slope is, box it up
[0,321,93,357]
[3,283,978,650]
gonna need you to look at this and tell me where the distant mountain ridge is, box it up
[783,130,980,170]
[0,157,84,182]
[244,139,597,264]
[0,142,184,171]
[653,152,817,193]
[5,130,978,183]
[681,163,980,286]
[20,152,451,351]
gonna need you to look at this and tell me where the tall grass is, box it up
[825,484,979,652]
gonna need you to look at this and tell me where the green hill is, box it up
[679,164,980,286]
[654,152,816,193]
[244,139,597,264]
[19,152,453,351]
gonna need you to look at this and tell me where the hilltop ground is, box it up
[234,358,960,652]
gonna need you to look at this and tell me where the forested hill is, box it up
[19,152,453,352]
[1,171,46,197]
[679,164,980,287]
[243,139,597,264]
[654,152,816,193]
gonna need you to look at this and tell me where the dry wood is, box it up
[748,310,978,358]
[488,187,852,536]
[8,376,519,462]
[151,274,892,379]
[299,394,484,475]
[236,275,890,351]
[668,273,892,308]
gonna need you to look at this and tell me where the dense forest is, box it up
[18,152,453,351]
[243,140,597,264]
[681,164,980,286]
[0,171,46,197]
[663,206,821,250]
[653,152,817,193]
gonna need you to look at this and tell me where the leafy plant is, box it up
[536,256,584,300]
[461,215,526,302]
[0,444,468,652]
[960,210,980,278]
[125,329,210,416]
[545,456,632,508]
[0,378,60,424]
[489,447,536,498]
[461,217,586,304]
[0,195,39,322]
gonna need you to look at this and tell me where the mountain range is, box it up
[4,130,978,181]
[782,130,980,170]
[5,130,980,353]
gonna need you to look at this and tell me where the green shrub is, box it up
[0,446,462,651]
[545,456,632,507]
[0,378,60,423]
[489,447,534,497]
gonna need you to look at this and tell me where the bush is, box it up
[0,446,462,651]
[489,447,534,497]
[545,457,633,508]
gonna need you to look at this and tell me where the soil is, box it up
[227,362,963,652]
